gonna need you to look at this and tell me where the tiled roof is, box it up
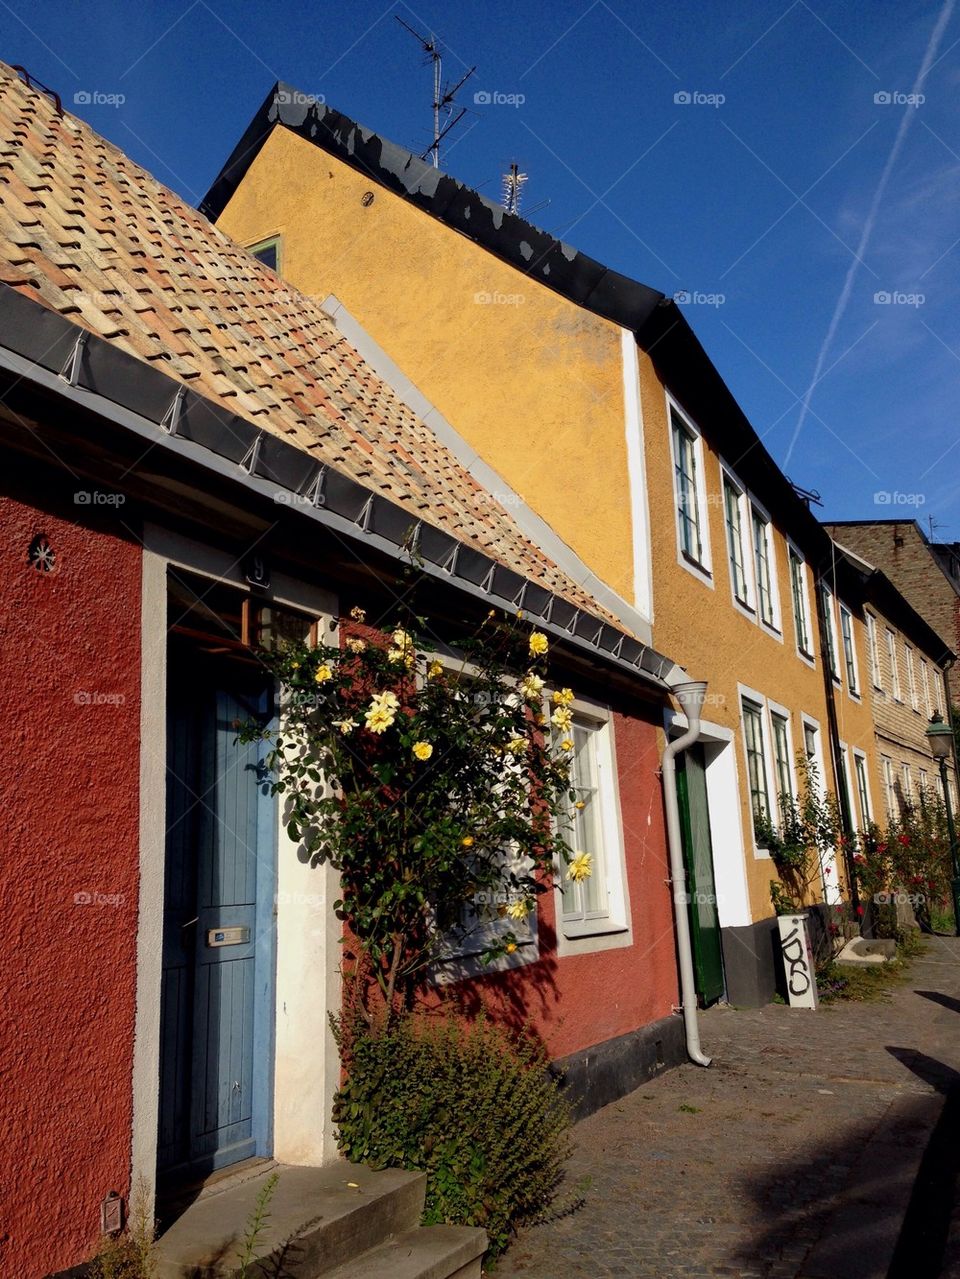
[0,62,616,625]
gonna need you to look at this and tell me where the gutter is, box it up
[0,285,681,694]
[660,679,712,1067]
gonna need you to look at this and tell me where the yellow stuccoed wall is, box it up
[216,127,636,605]
[219,125,880,924]
[638,353,879,920]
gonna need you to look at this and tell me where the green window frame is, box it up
[752,509,775,626]
[248,235,281,272]
[771,712,793,820]
[723,477,750,605]
[789,549,810,654]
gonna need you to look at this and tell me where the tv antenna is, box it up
[502,162,528,215]
[928,515,949,542]
[787,478,823,510]
[395,17,475,168]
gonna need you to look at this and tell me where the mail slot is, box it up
[206,926,251,948]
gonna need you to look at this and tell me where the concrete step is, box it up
[155,1162,427,1278]
[320,1225,487,1279]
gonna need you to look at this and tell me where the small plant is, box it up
[89,1178,157,1279]
[235,1172,280,1278]
[332,1011,572,1256]
[761,757,843,915]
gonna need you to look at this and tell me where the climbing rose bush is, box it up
[244,608,586,1024]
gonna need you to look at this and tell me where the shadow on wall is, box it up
[726,1042,960,1279]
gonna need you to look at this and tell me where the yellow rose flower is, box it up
[519,672,544,701]
[346,637,366,653]
[574,800,586,810]
[364,690,398,734]
[412,741,433,761]
[506,737,528,755]
[560,738,574,752]
[334,718,357,735]
[315,664,333,683]
[461,835,475,848]
[506,899,531,921]
[427,660,444,679]
[551,706,573,732]
[567,851,593,882]
[349,606,367,622]
[529,631,549,657]
[552,687,575,706]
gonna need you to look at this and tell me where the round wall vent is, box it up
[28,534,57,574]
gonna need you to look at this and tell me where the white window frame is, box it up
[919,766,929,798]
[905,644,919,712]
[921,658,932,716]
[720,463,754,617]
[837,741,857,832]
[839,603,860,699]
[555,698,631,949]
[866,612,882,690]
[900,761,913,809]
[853,748,872,827]
[768,700,797,823]
[881,755,897,818]
[801,713,827,798]
[886,629,902,701]
[668,396,713,588]
[821,583,842,686]
[935,671,945,716]
[738,684,784,858]
[750,499,782,636]
[787,542,814,665]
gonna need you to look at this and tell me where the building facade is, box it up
[206,83,882,1005]
[0,65,690,1278]
[825,520,960,706]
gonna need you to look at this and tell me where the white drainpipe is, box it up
[661,677,712,1067]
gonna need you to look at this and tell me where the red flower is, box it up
[857,905,864,916]
[898,834,910,847]
[876,842,888,854]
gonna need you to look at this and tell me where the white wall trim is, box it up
[620,328,654,623]
[320,294,653,643]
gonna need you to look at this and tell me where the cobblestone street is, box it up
[498,936,960,1279]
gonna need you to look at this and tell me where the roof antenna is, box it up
[786,478,823,510]
[395,17,475,168]
[928,515,948,542]
[502,162,528,215]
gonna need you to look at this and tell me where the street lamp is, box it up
[925,711,960,936]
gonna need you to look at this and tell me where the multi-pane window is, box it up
[789,549,811,655]
[752,509,776,627]
[561,716,613,925]
[886,630,901,700]
[248,236,280,271]
[866,612,881,688]
[901,763,913,808]
[742,699,770,830]
[921,659,932,715]
[671,411,704,567]
[919,767,929,799]
[935,673,945,716]
[804,722,818,764]
[905,645,919,711]
[771,712,793,819]
[854,752,871,826]
[882,756,897,818]
[723,477,750,605]
[822,586,840,681]
[839,606,858,695]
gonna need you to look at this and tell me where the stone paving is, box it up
[496,935,960,1279]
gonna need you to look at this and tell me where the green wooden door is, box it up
[676,745,725,1005]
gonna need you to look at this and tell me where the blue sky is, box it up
[3,0,960,536]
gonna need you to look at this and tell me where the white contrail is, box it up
[785,0,956,465]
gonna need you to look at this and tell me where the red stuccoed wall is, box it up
[0,493,142,1278]
[460,707,679,1059]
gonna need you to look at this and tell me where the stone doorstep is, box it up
[155,1162,428,1278]
[321,1226,486,1279]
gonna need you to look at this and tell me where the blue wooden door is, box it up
[158,656,275,1182]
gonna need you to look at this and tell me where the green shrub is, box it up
[332,1012,572,1255]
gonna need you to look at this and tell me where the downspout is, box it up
[661,676,712,1067]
